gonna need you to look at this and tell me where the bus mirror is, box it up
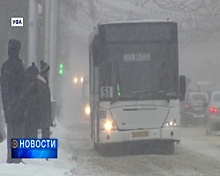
[179,75,186,101]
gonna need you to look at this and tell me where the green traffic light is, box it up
[59,64,63,69]
[59,63,64,75]
[59,69,63,75]
[117,84,121,96]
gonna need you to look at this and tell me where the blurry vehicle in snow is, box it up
[72,74,91,118]
[196,81,220,99]
[205,91,220,135]
[89,20,186,154]
[72,74,90,119]
[81,76,90,118]
[73,75,84,85]
[180,91,208,127]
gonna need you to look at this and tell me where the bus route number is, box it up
[101,86,113,99]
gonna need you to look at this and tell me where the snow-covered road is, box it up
[181,126,220,162]
[68,119,220,176]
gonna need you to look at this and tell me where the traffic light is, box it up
[59,63,64,75]
[117,84,121,96]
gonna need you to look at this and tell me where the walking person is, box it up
[37,60,53,138]
[17,62,40,138]
[1,39,25,164]
[0,85,6,142]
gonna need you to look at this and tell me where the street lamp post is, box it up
[28,0,38,66]
[49,0,58,98]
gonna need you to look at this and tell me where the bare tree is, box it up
[59,0,220,45]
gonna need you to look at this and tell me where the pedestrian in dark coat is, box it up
[16,63,40,138]
[0,87,6,142]
[37,60,52,138]
[0,39,25,164]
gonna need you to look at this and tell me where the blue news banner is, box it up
[11,139,58,159]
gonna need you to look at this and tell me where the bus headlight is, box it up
[84,105,90,116]
[104,120,113,131]
[103,119,117,131]
[165,119,177,127]
[99,111,118,131]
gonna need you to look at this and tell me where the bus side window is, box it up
[92,37,100,67]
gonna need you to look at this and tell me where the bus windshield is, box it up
[99,42,178,101]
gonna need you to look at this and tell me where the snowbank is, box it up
[0,120,75,176]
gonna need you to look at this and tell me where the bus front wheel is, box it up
[93,143,107,155]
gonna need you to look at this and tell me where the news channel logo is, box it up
[11,139,58,159]
[11,17,23,27]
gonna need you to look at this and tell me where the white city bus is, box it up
[89,20,186,154]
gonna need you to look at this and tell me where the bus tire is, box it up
[93,142,99,151]
[94,143,106,155]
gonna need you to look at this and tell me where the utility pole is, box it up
[44,0,50,64]
[28,0,38,66]
[49,0,58,99]
[44,0,58,99]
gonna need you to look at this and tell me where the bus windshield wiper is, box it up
[131,90,165,96]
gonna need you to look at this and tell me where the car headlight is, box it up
[73,77,78,83]
[84,105,90,116]
[80,77,84,83]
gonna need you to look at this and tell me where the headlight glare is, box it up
[165,119,177,127]
[84,105,90,116]
[169,121,173,126]
[99,111,118,131]
[80,77,84,83]
[73,77,78,83]
[104,120,113,131]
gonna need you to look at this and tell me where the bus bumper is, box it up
[98,127,180,144]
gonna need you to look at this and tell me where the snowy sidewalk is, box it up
[0,120,76,176]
